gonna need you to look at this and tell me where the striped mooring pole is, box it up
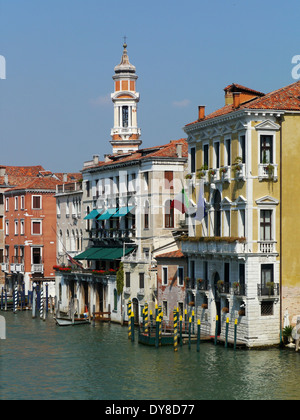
[40,287,44,319]
[13,285,18,314]
[144,303,148,334]
[179,315,183,347]
[173,309,178,352]
[128,300,132,340]
[155,316,160,349]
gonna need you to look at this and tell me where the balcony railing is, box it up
[181,238,246,255]
[257,283,280,298]
[31,264,44,274]
[258,164,278,182]
[258,241,277,254]
[90,228,135,240]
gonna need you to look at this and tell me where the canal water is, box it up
[1,311,300,400]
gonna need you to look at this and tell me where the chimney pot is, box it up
[233,92,241,109]
[176,144,182,158]
[93,155,99,165]
[198,106,205,120]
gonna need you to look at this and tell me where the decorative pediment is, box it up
[255,195,279,206]
[221,197,232,207]
[254,120,280,131]
[235,195,247,206]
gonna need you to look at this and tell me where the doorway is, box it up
[213,272,222,336]
[132,298,139,325]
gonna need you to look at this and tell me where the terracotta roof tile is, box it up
[82,139,188,171]
[186,81,300,127]
[155,250,185,259]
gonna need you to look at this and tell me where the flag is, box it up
[195,179,206,222]
[67,253,83,269]
[171,188,189,214]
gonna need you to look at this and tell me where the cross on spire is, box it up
[123,35,127,47]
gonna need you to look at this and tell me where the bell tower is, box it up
[110,42,142,154]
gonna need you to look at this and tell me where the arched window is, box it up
[165,200,174,228]
[213,190,221,237]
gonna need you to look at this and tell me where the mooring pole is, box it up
[234,319,238,351]
[197,319,201,352]
[214,315,219,346]
[32,284,37,319]
[173,309,178,352]
[225,317,229,348]
[188,317,192,350]
[13,284,18,314]
[1,287,3,310]
[179,315,183,347]
[131,311,135,342]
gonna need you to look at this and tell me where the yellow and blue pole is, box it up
[155,315,160,348]
[173,309,178,352]
[131,311,135,342]
[179,315,183,347]
[188,317,192,350]
[192,310,195,334]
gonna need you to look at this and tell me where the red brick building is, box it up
[156,249,188,322]
[2,176,61,296]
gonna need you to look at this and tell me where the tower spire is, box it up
[110,42,142,154]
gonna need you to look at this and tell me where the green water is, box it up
[0,311,300,400]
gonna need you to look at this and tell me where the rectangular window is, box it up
[5,220,9,235]
[139,273,144,290]
[204,261,208,281]
[178,266,184,287]
[260,210,272,241]
[260,135,273,164]
[32,195,41,210]
[5,198,9,211]
[14,196,18,210]
[224,210,231,236]
[20,196,25,210]
[203,144,209,167]
[224,262,230,285]
[162,267,168,286]
[125,272,130,288]
[20,219,25,235]
[240,135,246,163]
[164,171,173,189]
[214,142,220,168]
[239,263,245,286]
[225,139,231,166]
[261,264,274,288]
[86,181,90,198]
[32,247,42,264]
[32,220,42,235]
[163,300,168,318]
[0,216,3,230]
[239,209,246,237]
[190,147,196,173]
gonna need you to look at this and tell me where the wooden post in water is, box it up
[197,319,201,352]
[234,319,238,351]
[144,303,148,334]
[32,287,37,319]
[13,285,18,314]
[1,287,3,310]
[155,316,160,349]
[128,308,132,340]
[214,315,219,346]
[131,311,135,342]
[225,317,229,348]
[188,317,192,350]
[192,310,195,334]
[92,304,95,327]
[179,315,183,347]
[4,289,7,311]
[40,287,44,319]
[173,309,178,352]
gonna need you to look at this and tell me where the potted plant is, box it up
[222,307,229,313]
[185,174,192,180]
[188,301,195,307]
[266,163,274,177]
[201,303,208,309]
[208,169,216,177]
[238,309,245,316]
[282,325,294,344]
[219,167,227,176]
[233,282,240,290]
[217,279,224,291]
[266,281,275,296]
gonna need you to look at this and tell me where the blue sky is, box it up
[0,0,299,173]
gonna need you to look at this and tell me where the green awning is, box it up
[74,247,135,261]
[84,209,101,220]
[98,208,118,220]
[112,206,135,217]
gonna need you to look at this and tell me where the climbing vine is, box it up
[116,263,124,295]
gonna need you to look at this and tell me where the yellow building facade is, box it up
[182,82,300,347]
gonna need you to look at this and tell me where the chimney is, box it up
[233,92,241,109]
[198,106,205,121]
[0,166,6,177]
[176,144,182,158]
[63,173,68,182]
[93,155,99,165]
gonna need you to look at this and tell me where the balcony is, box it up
[257,283,280,298]
[181,237,246,256]
[258,164,278,182]
[1,263,9,272]
[31,264,44,274]
[258,241,277,254]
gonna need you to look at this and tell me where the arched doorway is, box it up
[213,190,221,237]
[132,298,139,325]
[213,272,221,336]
